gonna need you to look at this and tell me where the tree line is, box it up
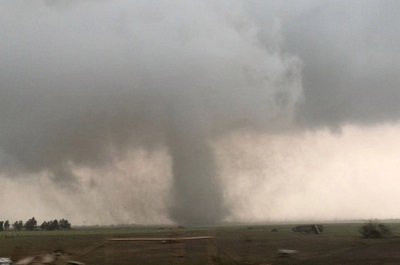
[0,217,71,231]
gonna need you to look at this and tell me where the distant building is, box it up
[292,224,323,234]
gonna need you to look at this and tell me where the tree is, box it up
[49,219,59,230]
[0,221,3,231]
[24,217,37,231]
[13,220,23,230]
[59,219,71,230]
[4,220,10,230]
[40,221,49,231]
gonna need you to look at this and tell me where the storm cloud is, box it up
[1,0,400,225]
[0,0,302,225]
[277,0,400,127]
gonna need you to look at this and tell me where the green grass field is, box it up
[2,223,400,265]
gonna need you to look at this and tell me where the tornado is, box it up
[165,102,227,225]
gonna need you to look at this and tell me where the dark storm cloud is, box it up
[281,0,400,127]
[0,1,302,224]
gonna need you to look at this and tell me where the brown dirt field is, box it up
[1,224,400,265]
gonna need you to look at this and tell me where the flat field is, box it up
[2,223,400,265]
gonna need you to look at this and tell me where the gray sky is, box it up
[1,0,400,225]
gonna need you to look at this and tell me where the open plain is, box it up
[1,223,400,265]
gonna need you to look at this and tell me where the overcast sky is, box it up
[1,0,400,225]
